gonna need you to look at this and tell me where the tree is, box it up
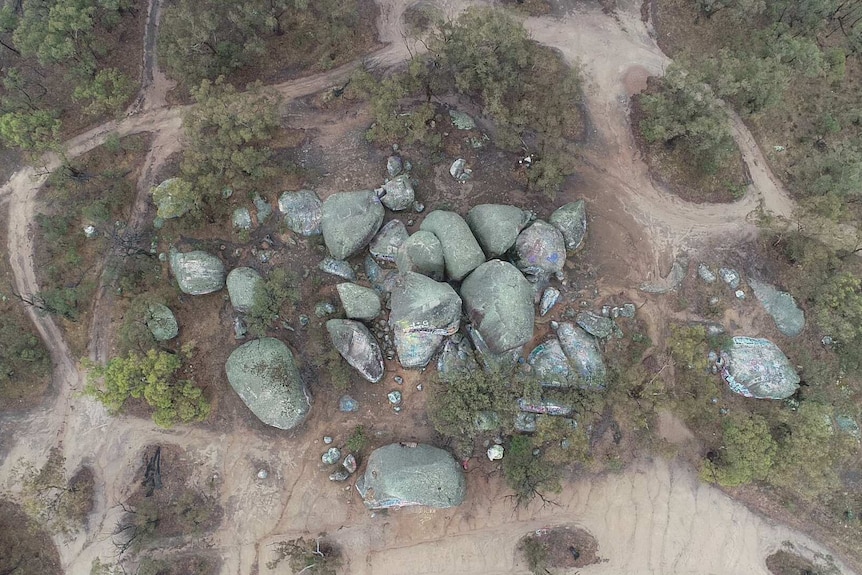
[503,435,562,506]
[771,402,854,498]
[702,413,777,486]
[14,447,95,534]
[639,64,736,174]
[814,271,862,369]
[427,369,520,441]
[72,68,134,116]
[85,349,210,427]
[0,109,60,150]
[267,537,341,575]
[180,77,282,211]
[246,268,299,336]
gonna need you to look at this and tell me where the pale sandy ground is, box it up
[0,0,858,573]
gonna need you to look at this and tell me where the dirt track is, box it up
[0,0,856,574]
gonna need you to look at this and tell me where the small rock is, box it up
[329,470,350,482]
[413,201,425,213]
[416,384,423,391]
[257,469,268,480]
[698,263,717,283]
[576,311,615,339]
[299,314,310,327]
[323,436,333,444]
[232,207,252,230]
[449,158,472,182]
[319,258,357,281]
[314,301,337,318]
[393,405,402,412]
[539,287,561,317]
[342,454,357,474]
[233,317,247,339]
[709,296,720,306]
[822,336,834,347]
[394,376,404,385]
[83,225,98,238]
[735,290,745,300]
[322,447,341,465]
[601,305,611,317]
[532,448,541,456]
[253,193,272,223]
[620,303,636,318]
[487,445,504,461]
[387,390,402,405]
[339,395,359,413]
[719,268,741,289]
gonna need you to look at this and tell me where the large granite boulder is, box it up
[369,219,409,263]
[169,249,226,295]
[396,231,445,281]
[336,283,381,321]
[749,278,805,337]
[279,190,322,236]
[152,178,195,219]
[420,210,485,281]
[355,443,466,509]
[554,321,607,390]
[320,191,384,260]
[225,338,310,430]
[721,337,800,399]
[461,260,534,354]
[514,220,566,277]
[380,174,415,211]
[466,204,532,258]
[549,200,587,251]
[326,319,384,383]
[390,272,461,367]
[146,303,178,341]
[226,267,263,313]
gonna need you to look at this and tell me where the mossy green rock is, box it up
[169,249,226,295]
[461,260,534,353]
[320,191,384,260]
[225,338,310,430]
[227,267,263,313]
[145,303,178,341]
[466,204,531,258]
[420,210,485,281]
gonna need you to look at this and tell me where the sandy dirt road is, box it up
[0,0,856,574]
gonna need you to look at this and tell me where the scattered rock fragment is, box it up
[318,257,357,281]
[322,447,341,465]
[539,287,561,317]
[697,263,717,283]
[449,158,472,182]
[719,268,740,289]
[576,311,615,339]
[339,395,359,412]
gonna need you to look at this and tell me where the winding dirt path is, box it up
[1,0,856,574]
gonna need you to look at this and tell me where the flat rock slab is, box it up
[396,231,445,281]
[279,190,322,236]
[515,220,566,277]
[337,283,381,321]
[225,338,310,430]
[554,321,607,390]
[327,319,384,383]
[420,210,485,281]
[461,260,534,354]
[390,272,462,335]
[549,200,587,251]
[321,190,384,260]
[466,204,531,258]
[722,336,799,399]
[576,311,615,339]
[169,249,226,295]
[227,267,263,313]
[748,278,805,337]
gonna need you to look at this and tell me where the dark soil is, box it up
[524,525,601,569]
[629,88,748,204]
[0,499,62,575]
[766,549,839,575]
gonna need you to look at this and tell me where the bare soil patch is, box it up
[767,549,841,575]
